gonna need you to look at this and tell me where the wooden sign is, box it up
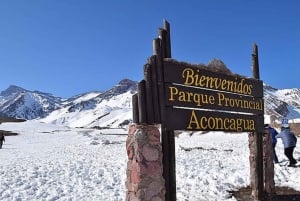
[162,60,264,132]
[132,21,266,201]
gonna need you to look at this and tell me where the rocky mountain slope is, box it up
[0,85,63,119]
[41,79,137,128]
[263,84,300,123]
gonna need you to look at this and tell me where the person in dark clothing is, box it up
[0,133,5,149]
[276,125,298,166]
[265,124,279,163]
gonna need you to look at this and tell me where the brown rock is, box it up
[148,128,160,145]
[145,181,163,199]
[142,144,159,162]
[131,160,141,184]
[151,196,163,201]
[128,124,137,136]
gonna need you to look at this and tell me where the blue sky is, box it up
[0,1,299,98]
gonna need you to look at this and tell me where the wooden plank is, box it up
[137,80,147,123]
[149,55,161,123]
[165,107,264,132]
[165,83,264,115]
[144,63,155,123]
[252,44,260,79]
[163,60,263,98]
[161,131,170,201]
[158,28,167,59]
[163,19,171,58]
[164,129,176,201]
[132,93,139,123]
[155,41,167,124]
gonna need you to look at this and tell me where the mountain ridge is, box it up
[1,79,300,128]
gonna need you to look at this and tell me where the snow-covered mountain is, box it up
[263,84,300,122]
[0,80,137,128]
[0,85,63,119]
[40,79,137,128]
[1,79,300,128]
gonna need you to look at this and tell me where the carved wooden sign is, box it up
[163,60,264,132]
[131,21,266,201]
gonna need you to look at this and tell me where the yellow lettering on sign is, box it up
[187,110,200,129]
[217,92,263,111]
[181,68,254,95]
[167,86,215,107]
[186,110,255,131]
[168,86,263,113]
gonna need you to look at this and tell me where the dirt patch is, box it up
[0,117,26,123]
[230,186,300,201]
[0,117,24,136]
[0,130,19,136]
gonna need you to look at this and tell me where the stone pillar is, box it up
[263,128,275,197]
[125,124,165,201]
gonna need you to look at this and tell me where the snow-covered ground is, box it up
[0,121,299,201]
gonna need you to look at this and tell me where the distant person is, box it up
[265,124,279,163]
[0,133,5,149]
[276,124,298,166]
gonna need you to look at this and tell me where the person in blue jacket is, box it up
[265,124,279,163]
[276,125,298,166]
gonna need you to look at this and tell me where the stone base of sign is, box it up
[125,124,165,201]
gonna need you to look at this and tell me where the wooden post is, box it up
[263,127,275,197]
[163,21,176,201]
[144,63,155,123]
[250,43,264,201]
[137,80,147,123]
[163,129,176,201]
[151,42,162,123]
[163,19,171,58]
[132,94,139,123]
[252,44,260,80]
[154,20,176,201]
